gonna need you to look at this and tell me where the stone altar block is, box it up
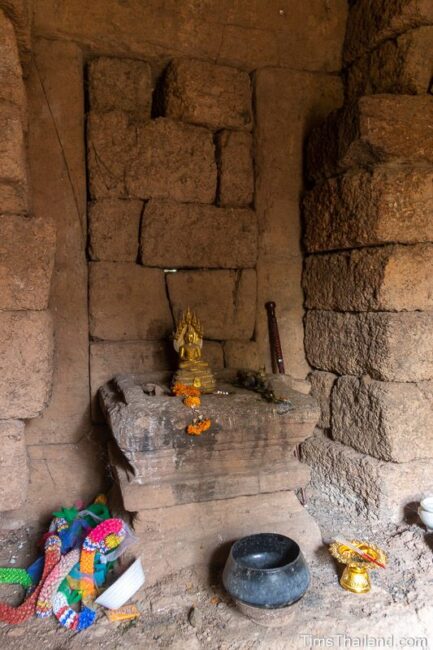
[100,371,321,585]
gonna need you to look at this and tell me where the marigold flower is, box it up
[186,419,211,436]
[172,382,201,398]
[184,396,201,408]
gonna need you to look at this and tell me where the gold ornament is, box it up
[329,539,387,594]
[172,308,216,393]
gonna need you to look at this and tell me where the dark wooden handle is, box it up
[265,301,285,375]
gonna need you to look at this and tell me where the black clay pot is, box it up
[222,533,310,609]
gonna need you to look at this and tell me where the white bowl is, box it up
[420,496,433,513]
[418,506,433,532]
[95,558,145,610]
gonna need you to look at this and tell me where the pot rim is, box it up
[230,532,302,574]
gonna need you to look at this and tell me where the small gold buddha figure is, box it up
[172,308,216,393]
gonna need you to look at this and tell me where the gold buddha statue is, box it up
[172,308,216,393]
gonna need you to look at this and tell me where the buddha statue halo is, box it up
[172,308,216,393]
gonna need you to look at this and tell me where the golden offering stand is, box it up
[329,540,387,594]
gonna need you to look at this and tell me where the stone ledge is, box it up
[332,376,433,463]
[140,199,257,269]
[305,310,433,382]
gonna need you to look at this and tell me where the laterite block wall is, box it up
[302,0,433,523]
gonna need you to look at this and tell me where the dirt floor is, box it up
[0,495,432,649]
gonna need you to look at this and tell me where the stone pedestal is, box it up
[100,371,321,585]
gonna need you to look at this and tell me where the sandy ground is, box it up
[0,495,432,649]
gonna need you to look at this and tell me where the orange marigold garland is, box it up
[172,383,211,436]
[187,419,211,436]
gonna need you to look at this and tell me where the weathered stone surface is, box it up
[254,68,342,377]
[89,262,173,341]
[304,244,433,312]
[88,199,142,262]
[305,311,433,382]
[0,215,56,310]
[126,118,217,203]
[308,370,337,429]
[307,96,433,182]
[167,269,256,340]
[216,130,254,207]
[0,1,31,64]
[101,372,319,471]
[301,430,433,523]
[344,0,433,65]
[224,340,260,370]
[303,166,433,252]
[133,491,321,585]
[90,340,173,421]
[0,102,26,197]
[26,40,90,445]
[88,56,153,117]
[332,376,433,463]
[87,110,136,198]
[0,180,27,213]
[33,0,346,73]
[116,454,310,511]
[25,439,105,518]
[346,26,433,98]
[0,420,28,511]
[0,9,26,117]
[140,199,257,269]
[0,311,54,419]
[163,58,252,131]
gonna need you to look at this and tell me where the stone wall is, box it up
[302,1,433,523]
[0,8,55,513]
[1,1,347,523]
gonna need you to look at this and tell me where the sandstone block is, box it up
[224,340,260,370]
[332,376,433,463]
[216,130,254,207]
[307,96,433,182]
[305,311,433,382]
[0,9,26,117]
[0,215,56,310]
[0,420,28,511]
[163,58,252,131]
[126,118,216,203]
[202,341,224,370]
[301,430,433,523]
[303,166,433,252]
[344,0,433,64]
[88,56,153,118]
[346,26,433,98]
[88,199,142,262]
[0,102,26,190]
[140,199,257,268]
[89,262,172,341]
[132,492,321,585]
[90,340,173,421]
[87,110,135,198]
[167,269,256,340]
[308,370,337,429]
[0,181,27,213]
[304,244,433,312]
[0,311,54,419]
